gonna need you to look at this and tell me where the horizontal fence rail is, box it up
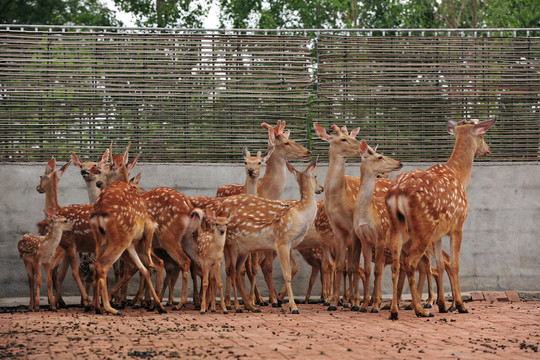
[1,26,539,163]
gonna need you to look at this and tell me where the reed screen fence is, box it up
[1,26,539,163]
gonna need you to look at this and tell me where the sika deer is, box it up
[18,209,75,311]
[352,140,403,313]
[71,149,109,203]
[385,119,495,320]
[218,158,321,314]
[191,209,234,314]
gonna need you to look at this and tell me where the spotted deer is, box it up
[385,118,496,320]
[71,149,109,203]
[190,208,235,314]
[352,140,403,313]
[217,146,274,306]
[314,123,370,311]
[18,209,75,311]
[216,121,311,307]
[218,158,321,314]
[36,157,94,310]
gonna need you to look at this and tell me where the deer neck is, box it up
[296,175,317,215]
[46,224,64,243]
[355,163,377,218]
[45,177,61,212]
[244,175,258,196]
[257,153,286,200]
[325,151,347,202]
[85,179,100,203]
[445,134,476,188]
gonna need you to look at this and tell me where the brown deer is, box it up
[385,118,495,320]
[314,123,368,311]
[90,177,165,315]
[218,158,322,314]
[36,157,94,310]
[216,121,311,308]
[18,208,75,311]
[190,208,234,314]
[71,149,109,203]
[352,140,403,313]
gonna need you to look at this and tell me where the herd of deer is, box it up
[18,118,496,320]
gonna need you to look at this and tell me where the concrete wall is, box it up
[1,161,539,301]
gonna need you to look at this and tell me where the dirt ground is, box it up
[0,295,539,360]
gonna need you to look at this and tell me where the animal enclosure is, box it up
[1,26,539,163]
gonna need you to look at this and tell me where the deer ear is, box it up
[98,149,109,168]
[205,209,216,223]
[313,123,330,141]
[44,208,56,221]
[283,130,291,139]
[45,157,56,175]
[307,156,318,174]
[286,161,297,177]
[188,209,204,232]
[267,127,276,147]
[58,160,72,179]
[127,153,140,173]
[279,121,286,135]
[227,209,237,221]
[71,152,82,168]
[263,147,274,163]
[473,118,496,136]
[242,146,249,159]
[360,140,369,159]
[89,165,101,175]
[122,142,131,167]
[131,172,142,184]
[350,127,360,138]
[446,120,458,136]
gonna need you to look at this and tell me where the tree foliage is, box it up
[113,0,209,27]
[0,0,121,26]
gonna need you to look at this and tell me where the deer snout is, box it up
[396,163,404,171]
[315,185,324,194]
[96,181,103,189]
[36,185,44,193]
[81,169,89,176]
[220,229,225,235]
[248,168,255,177]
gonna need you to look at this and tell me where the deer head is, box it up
[243,146,274,179]
[446,118,496,156]
[314,123,362,158]
[262,121,311,161]
[43,208,75,232]
[71,149,109,182]
[286,156,323,196]
[359,140,403,176]
[93,143,140,189]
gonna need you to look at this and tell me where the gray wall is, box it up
[1,161,539,301]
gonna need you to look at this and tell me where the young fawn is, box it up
[18,208,75,311]
[191,209,235,314]
[385,118,495,320]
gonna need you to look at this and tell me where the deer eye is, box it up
[244,162,247,165]
[258,162,261,165]
[378,156,383,160]
[368,150,374,155]
[285,142,291,146]
[341,138,347,142]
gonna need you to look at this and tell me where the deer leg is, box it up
[23,259,36,311]
[276,245,299,314]
[359,241,372,312]
[44,263,56,311]
[432,240,448,313]
[370,244,385,313]
[329,228,347,311]
[449,231,467,313]
[200,264,210,314]
[215,265,228,314]
[304,258,320,304]
[261,250,279,307]
[161,246,190,311]
[349,236,362,311]
[245,253,258,307]
[278,250,298,302]
[235,252,257,313]
[404,242,433,318]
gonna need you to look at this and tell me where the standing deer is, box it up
[71,149,109,203]
[191,209,234,314]
[18,209,75,311]
[385,118,495,320]
[314,123,367,311]
[353,140,403,313]
[218,158,321,314]
[216,121,311,307]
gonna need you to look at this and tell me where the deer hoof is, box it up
[291,309,299,314]
[200,311,206,315]
[370,308,379,314]
[84,305,93,313]
[226,305,232,311]
[272,302,280,308]
[235,309,243,313]
[416,311,434,318]
[390,312,398,320]
[114,311,124,316]
[327,305,337,311]
[158,307,167,314]
[259,301,269,307]
[404,305,413,311]
[323,302,330,307]
[253,308,262,313]
[424,303,433,309]
[132,304,140,310]
[356,307,365,312]
[438,304,448,313]
[381,305,391,310]
[457,305,468,314]
[448,305,457,312]
[223,311,229,315]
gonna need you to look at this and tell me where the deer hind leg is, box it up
[235,252,257,313]
[245,253,258,307]
[359,241,372,313]
[44,263,56,311]
[432,240,448,313]
[223,244,234,310]
[200,264,210,314]
[214,264,228,314]
[61,245,92,310]
[22,259,36,311]
[403,241,433,318]
[261,250,279,307]
[329,229,347,311]
[449,230,467,313]
[349,236,362,311]
[50,247,67,308]
[125,244,166,314]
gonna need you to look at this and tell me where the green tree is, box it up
[0,0,121,26]
[113,0,209,27]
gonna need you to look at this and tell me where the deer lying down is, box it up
[18,209,75,311]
